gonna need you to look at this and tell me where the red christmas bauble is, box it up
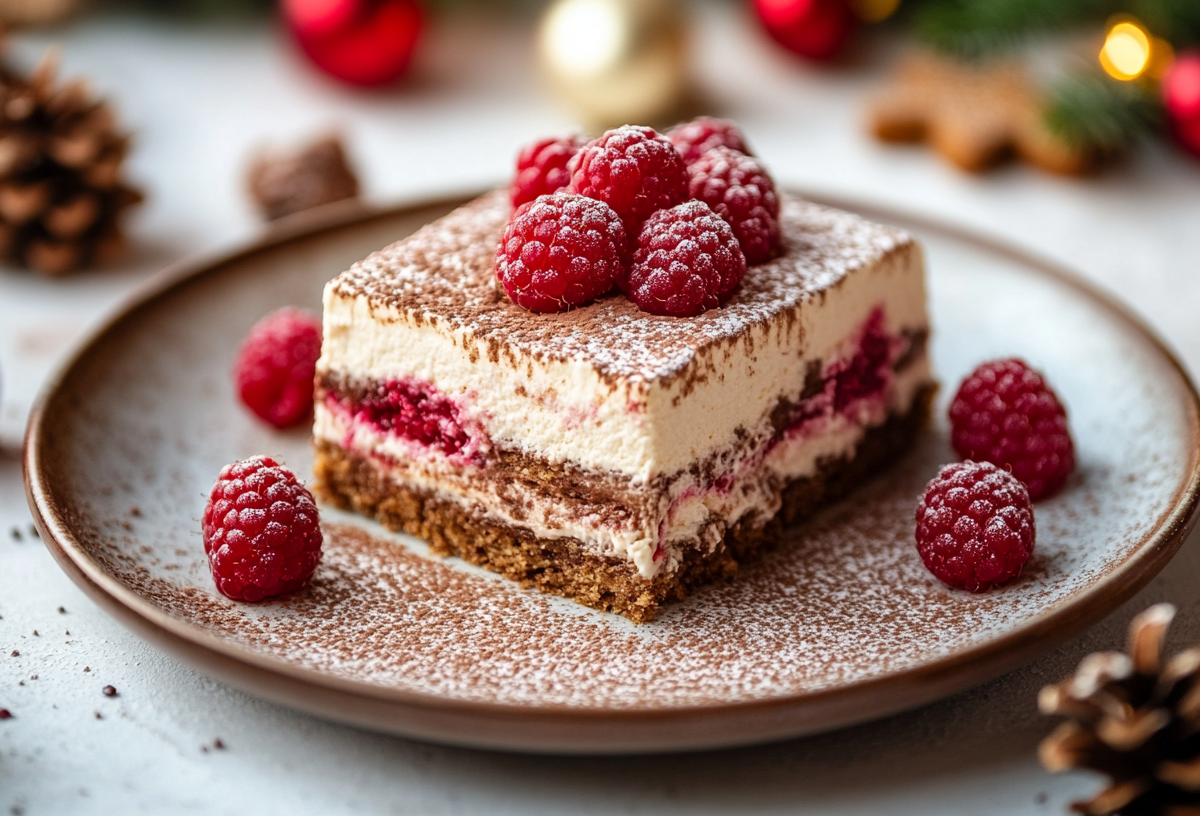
[1164,51,1200,158]
[283,0,423,87]
[752,0,855,62]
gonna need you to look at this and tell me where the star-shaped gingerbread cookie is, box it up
[867,52,1092,175]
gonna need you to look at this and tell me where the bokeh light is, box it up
[1100,20,1152,81]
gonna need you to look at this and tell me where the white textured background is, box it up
[2,4,1200,813]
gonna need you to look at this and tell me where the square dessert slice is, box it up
[313,189,934,622]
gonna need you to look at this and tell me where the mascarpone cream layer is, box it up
[318,238,926,483]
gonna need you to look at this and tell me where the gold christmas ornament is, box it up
[537,0,689,129]
[0,0,82,27]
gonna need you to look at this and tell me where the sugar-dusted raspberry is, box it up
[568,125,688,229]
[915,460,1035,592]
[495,192,626,312]
[202,456,322,602]
[948,358,1075,501]
[510,133,586,209]
[667,117,752,166]
[627,200,746,316]
[688,146,780,265]
[233,308,322,429]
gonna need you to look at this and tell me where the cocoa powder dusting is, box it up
[330,191,913,387]
[111,431,1124,710]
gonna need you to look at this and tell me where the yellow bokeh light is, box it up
[1100,21,1151,81]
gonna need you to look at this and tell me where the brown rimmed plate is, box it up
[24,192,1200,754]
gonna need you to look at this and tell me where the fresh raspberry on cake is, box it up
[628,200,746,316]
[915,460,1035,592]
[667,116,752,166]
[202,456,323,602]
[948,358,1075,500]
[510,134,586,209]
[688,146,780,265]
[495,192,627,312]
[234,308,322,429]
[568,125,688,230]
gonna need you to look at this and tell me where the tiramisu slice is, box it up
[313,189,933,622]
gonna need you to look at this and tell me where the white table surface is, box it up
[3,5,1200,814]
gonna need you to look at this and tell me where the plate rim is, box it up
[23,190,1200,751]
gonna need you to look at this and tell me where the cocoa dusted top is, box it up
[330,190,913,384]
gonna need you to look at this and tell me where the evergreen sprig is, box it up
[1131,0,1200,48]
[914,0,1200,57]
[1044,72,1161,152]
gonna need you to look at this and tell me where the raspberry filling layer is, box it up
[653,307,914,564]
[327,378,489,465]
[787,307,901,437]
[831,308,893,412]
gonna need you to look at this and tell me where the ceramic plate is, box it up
[25,193,1200,754]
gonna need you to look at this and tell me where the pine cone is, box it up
[0,48,143,276]
[1039,604,1200,815]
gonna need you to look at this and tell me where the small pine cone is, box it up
[247,134,360,221]
[0,48,143,276]
[1039,604,1200,816]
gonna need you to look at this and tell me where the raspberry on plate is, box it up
[568,125,688,230]
[628,200,746,317]
[948,358,1075,500]
[495,192,627,313]
[915,460,1035,592]
[234,307,322,429]
[667,117,752,166]
[688,146,780,265]
[201,456,323,602]
[510,134,586,210]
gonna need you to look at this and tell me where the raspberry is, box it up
[234,308,322,429]
[568,125,688,230]
[202,456,322,602]
[687,146,780,265]
[495,192,626,313]
[948,359,1075,500]
[667,117,752,166]
[915,461,1035,592]
[627,200,746,316]
[510,134,586,209]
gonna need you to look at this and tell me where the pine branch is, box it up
[915,0,1122,59]
[1044,72,1161,153]
[914,0,1200,56]
[1130,0,1200,49]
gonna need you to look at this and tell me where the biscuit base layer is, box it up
[313,384,935,623]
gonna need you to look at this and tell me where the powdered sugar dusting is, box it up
[332,190,909,382]
[32,197,1198,715]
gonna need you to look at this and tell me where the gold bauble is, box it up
[0,0,82,26]
[537,0,689,129]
